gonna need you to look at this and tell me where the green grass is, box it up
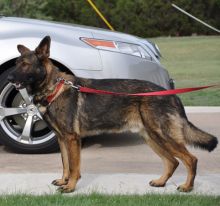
[151,36,220,106]
[0,194,219,206]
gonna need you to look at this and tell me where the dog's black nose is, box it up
[7,74,15,83]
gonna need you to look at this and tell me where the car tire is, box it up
[0,67,59,153]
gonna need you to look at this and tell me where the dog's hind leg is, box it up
[58,133,81,193]
[52,137,69,186]
[168,142,198,192]
[163,117,198,192]
[141,132,179,187]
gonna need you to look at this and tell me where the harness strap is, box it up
[46,80,65,103]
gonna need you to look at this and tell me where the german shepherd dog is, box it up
[8,36,218,193]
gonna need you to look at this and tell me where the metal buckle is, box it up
[56,77,64,82]
[56,77,80,91]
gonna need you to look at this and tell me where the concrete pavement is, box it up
[0,173,220,195]
[0,107,219,195]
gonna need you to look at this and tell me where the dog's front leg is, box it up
[52,137,69,186]
[58,133,81,193]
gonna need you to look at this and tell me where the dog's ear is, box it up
[17,45,30,54]
[35,36,51,59]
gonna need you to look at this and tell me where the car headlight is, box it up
[145,40,162,59]
[154,44,162,58]
[81,37,151,59]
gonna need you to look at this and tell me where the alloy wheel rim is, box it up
[0,83,55,145]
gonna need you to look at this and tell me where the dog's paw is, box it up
[57,184,75,193]
[177,184,193,192]
[52,178,68,186]
[149,179,166,187]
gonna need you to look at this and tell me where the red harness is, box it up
[46,80,65,103]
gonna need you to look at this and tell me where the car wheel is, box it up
[0,67,59,153]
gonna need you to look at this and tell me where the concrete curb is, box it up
[0,173,220,196]
[185,106,220,113]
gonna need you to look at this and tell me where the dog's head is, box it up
[7,36,51,93]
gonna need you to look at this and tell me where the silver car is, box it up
[0,16,174,153]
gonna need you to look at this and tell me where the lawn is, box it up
[0,194,219,206]
[151,36,220,106]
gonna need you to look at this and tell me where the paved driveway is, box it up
[0,109,219,175]
[0,108,219,195]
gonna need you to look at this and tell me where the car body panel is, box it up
[0,16,171,90]
[0,16,173,152]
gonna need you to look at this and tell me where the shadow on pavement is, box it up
[83,133,144,148]
[0,132,144,154]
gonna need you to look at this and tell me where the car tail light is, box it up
[81,37,151,59]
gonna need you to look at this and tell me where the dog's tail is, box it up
[184,121,218,152]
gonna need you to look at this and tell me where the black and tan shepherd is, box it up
[8,36,218,193]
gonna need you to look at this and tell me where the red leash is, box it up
[79,85,218,96]
[49,78,219,100]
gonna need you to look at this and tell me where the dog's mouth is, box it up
[12,82,25,90]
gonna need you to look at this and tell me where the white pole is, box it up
[172,3,220,34]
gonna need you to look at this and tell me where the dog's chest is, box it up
[38,105,47,114]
